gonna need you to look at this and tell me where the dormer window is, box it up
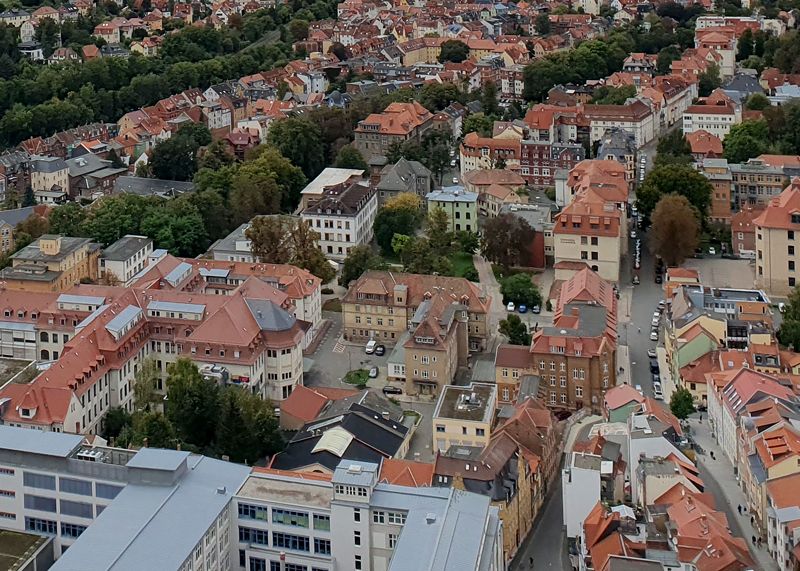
[19,408,33,418]
[792,214,800,224]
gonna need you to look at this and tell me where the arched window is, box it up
[39,332,49,343]
[40,350,50,361]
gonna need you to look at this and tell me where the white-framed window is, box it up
[576,386,583,398]
[561,394,567,404]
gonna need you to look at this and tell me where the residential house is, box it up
[98,235,153,286]
[731,206,763,259]
[425,186,478,233]
[354,102,433,159]
[300,167,364,210]
[595,128,637,186]
[686,129,724,161]
[754,178,800,297]
[432,382,496,452]
[682,89,742,141]
[0,235,101,292]
[300,180,378,261]
[459,132,521,175]
[374,158,433,205]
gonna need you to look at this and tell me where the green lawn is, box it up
[450,252,477,279]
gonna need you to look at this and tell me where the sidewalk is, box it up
[617,345,632,387]
[687,416,778,571]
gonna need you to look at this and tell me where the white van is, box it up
[365,339,377,354]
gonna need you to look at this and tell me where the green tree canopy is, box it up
[438,39,469,63]
[500,273,542,307]
[637,164,714,221]
[499,314,531,346]
[723,120,770,163]
[333,144,368,170]
[268,117,325,180]
[670,386,695,420]
[339,245,384,286]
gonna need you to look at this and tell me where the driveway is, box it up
[473,254,505,341]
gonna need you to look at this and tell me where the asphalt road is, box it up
[510,460,571,571]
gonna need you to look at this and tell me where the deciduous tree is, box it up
[268,116,325,180]
[648,194,700,267]
[334,144,368,170]
[637,164,713,220]
[438,39,469,63]
[500,273,542,307]
[670,386,695,420]
[723,120,770,163]
[339,245,383,286]
[481,213,536,270]
[499,314,531,346]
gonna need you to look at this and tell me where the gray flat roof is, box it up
[0,425,83,458]
[57,294,106,306]
[105,305,142,336]
[126,448,190,471]
[51,454,250,571]
[102,235,151,261]
[147,301,205,315]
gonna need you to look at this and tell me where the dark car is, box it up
[382,385,403,395]
[652,373,660,383]
[655,274,663,284]
[649,360,659,374]
[375,345,386,356]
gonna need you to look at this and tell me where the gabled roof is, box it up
[378,458,434,487]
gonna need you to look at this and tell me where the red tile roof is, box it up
[378,458,434,487]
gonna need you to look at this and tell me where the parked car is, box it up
[375,345,385,356]
[635,384,643,394]
[650,329,659,341]
[652,373,660,384]
[365,339,377,354]
[708,246,716,255]
[658,300,666,310]
[532,304,541,314]
[382,385,402,395]
[369,366,379,378]
[649,360,659,374]
[653,382,663,400]
[655,274,662,284]
[506,301,515,312]
[518,304,528,313]
[633,275,640,285]
[647,349,657,358]
[630,229,637,238]
[452,177,458,184]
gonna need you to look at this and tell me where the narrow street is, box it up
[473,253,505,343]
[511,461,570,571]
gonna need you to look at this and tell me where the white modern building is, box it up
[562,452,602,538]
[98,235,154,286]
[235,460,504,571]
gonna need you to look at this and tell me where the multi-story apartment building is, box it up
[755,178,800,297]
[425,186,478,233]
[97,234,154,286]
[301,181,378,261]
[730,158,787,209]
[583,100,657,148]
[354,102,433,159]
[553,200,623,282]
[519,140,585,189]
[235,460,504,571]
[0,255,321,434]
[431,382,496,452]
[0,425,250,566]
[731,206,762,258]
[0,235,101,292]
[459,132,521,175]
[595,128,636,186]
[29,156,68,193]
[343,270,489,351]
[682,91,742,141]
[698,158,733,222]
[495,267,617,413]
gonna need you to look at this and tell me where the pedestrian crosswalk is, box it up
[332,340,345,354]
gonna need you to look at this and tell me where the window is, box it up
[435,425,445,433]
[387,512,406,525]
[314,537,331,555]
[24,495,56,512]
[238,527,268,545]
[560,376,566,387]
[59,477,92,496]
[790,245,795,256]
[355,555,362,570]
[476,428,485,437]
[389,533,398,549]
[272,509,309,528]
[25,517,56,535]
[373,511,385,524]
[791,277,796,287]
[249,558,267,571]
[61,522,87,539]
[576,386,583,398]
[353,508,360,522]
[354,531,361,546]
[272,532,310,552]
[313,514,330,531]
[60,499,93,519]
[95,483,122,500]
[238,503,268,521]
[23,472,55,490]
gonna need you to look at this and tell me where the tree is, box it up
[744,92,770,111]
[656,129,691,159]
[150,123,212,181]
[535,14,551,35]
[591,85,636,105]
[102,406,131,440]
[133,358,161,412]
[723,120,770,163]
[373,193,423,255]
[244,146,308,212]
[268,117,325,180]
[22,186,35,207]
[481,213,536,270]
[198,140,236,170]
[339,245,383,286]
[777,286,800,349]
[648,195,700,267]
[130,412,176,449]
[438,39,469,63]
[288,219,336,283]
[426,207,453,257]
[499,314,531,345]
[455,230,480,254]
[334,144,368,170]
[287,18,309,42]
[462,113,494,138]
[164,358,219,448]
[229,163,283,223]
[501,273,542,307]
[215,389,251,462]
[698,63,721,97]
[481,81,499,117]
[637,164,713,220]
[737,29,754,61]
[245,215,294,263]
[657,46,681,74]
[670,386,695,420]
